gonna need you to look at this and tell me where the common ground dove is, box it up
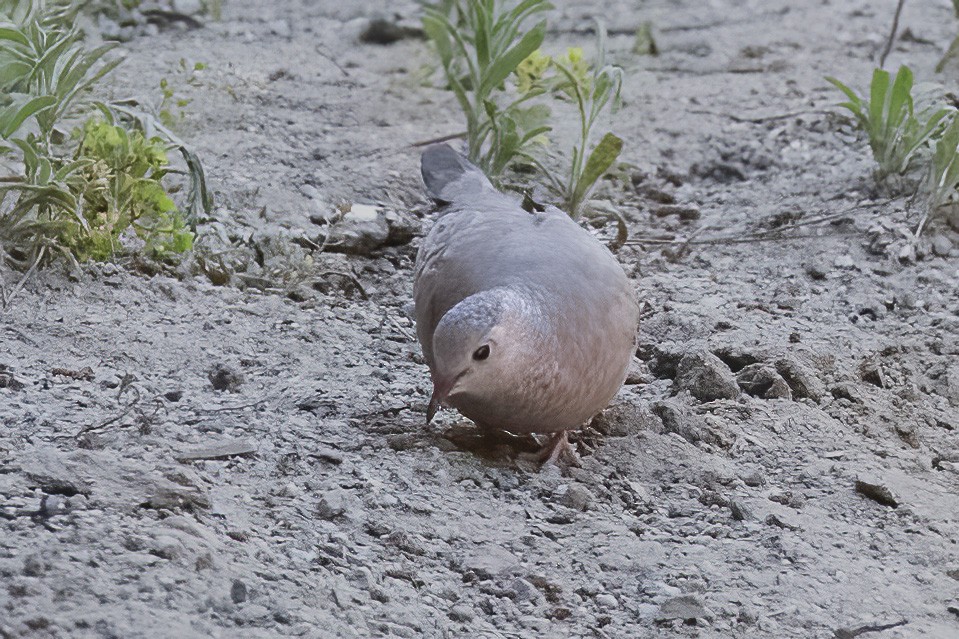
[413,144,639,462]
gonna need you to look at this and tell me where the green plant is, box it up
[921,112,959,236]
[423,1,626,217]
[538,31,624,217]
[0,0,209,268]
[0,7,121,150]
[826,66,952,182]
[422,0,553,178]
[158,58,206,128]
[68,118,193,259]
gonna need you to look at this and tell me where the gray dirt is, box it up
[2,0,958,637]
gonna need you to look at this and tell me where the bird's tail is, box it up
[421,143,494,204]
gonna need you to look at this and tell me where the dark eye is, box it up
[472,344,490,361]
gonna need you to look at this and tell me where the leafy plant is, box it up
[0,7,121,150]
[920,113,959,236]
[539,31,624,217]
[158,58,206,128]
[0,0,210,268]
[68,118,193,259]
[422,0,553,178]
[423,1,625,217]
[826,66,952,182]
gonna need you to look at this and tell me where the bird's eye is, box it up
[472,344,490,361]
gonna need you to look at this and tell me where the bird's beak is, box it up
[427,374,455,424]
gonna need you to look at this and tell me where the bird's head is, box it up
[427,288,539,423]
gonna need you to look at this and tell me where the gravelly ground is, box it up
[1,0,958,637]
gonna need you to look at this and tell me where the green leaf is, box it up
[868,67,890,141]
[574,132,622,205]
[479,19,545,97]
[825,76,862,112]
[0,93,56,138]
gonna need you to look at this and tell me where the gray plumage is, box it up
[413,144,639,434]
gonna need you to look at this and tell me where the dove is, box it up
[413,144,639,463]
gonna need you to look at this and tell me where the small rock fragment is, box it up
[448,603,474,622]
[176,439,256,462]
[655,594,711,623]
[317,490,349,520]
[231,579,248,604]
[0,364,24,390]
[560,484,594,511]
[775,357,825,402]
[675,350,739,401]
[736,363,792,400]
[652,400,726,447]
[834,254,855,269]
[854,478,899,508]
[323,204,418,255]
[359,17,423,44]
[858,361,885,388]
[461,544,519,579]
[208,363,244,392]
[651,204,701,220]
[729,499,753,521]
[931,234,953,257]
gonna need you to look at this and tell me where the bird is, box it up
[412,144,639,463]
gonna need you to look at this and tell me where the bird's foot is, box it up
[523,431,580,467]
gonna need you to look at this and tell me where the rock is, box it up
[775,356,825,402]
[208,363,244,392]
[591,402,661,437]
[729,499,753,521]
[804,261,828,281]
[636,184,675,204]
[651,204,701,220]
[359,17,424,44]
[644,343,685,379]
[740,469,766,487]
[946,364,959,406]
[858,361,886,388]
[324,204,418,255]
[833,254,855,269]
[231,579,248,604]
[0,364,24,390]
[736,363,792,400]
[652,400,727,448]
[448,603,474,622]
[655,594,711,623]
[149,535,184,560]
[623,358,651,385]
[22,451,91,497]
[764,513,800,530]
[931,234,953,257]
[560,484,595,511]
[384,531,427,557]
[595,593,618,608]
[317,490,349,520]
[172,0,204,14]
[22,554,45,577]
[675,350,739,401]
[505,578,539,603]
[143,479,210,512]
[460,544,519,579]
[855,477,899,508]
[175,439,256,462]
